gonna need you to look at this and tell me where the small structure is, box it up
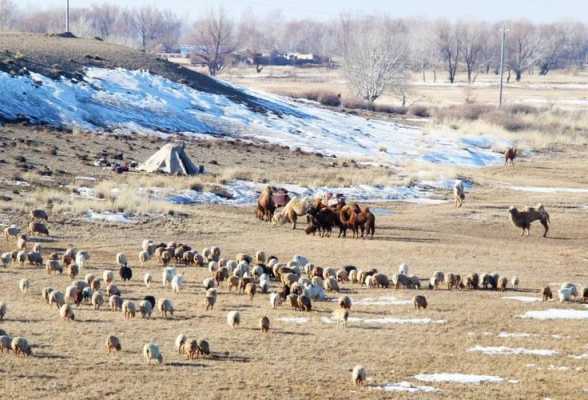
[138,143,203,175]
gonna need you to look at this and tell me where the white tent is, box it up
[138,143,202,175]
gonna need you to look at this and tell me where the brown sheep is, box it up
[413,295,428,310]
[106,335,121,353]
[466,273,479,290]
[498,277,508,291]
[338,296,352,310]
[288,294,300,311]
[205,288,217,311]
[508,204,550,237]
[245,282,256,301]
[372,273,389,288]
[542,286,553,302]
[28,222,49,236]
[227,276,239,292]
[333,308,349,328]
[260,316,270,333]
[31,209,49,221]
[297,295,312,312]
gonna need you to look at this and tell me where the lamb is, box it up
[92,292,104,310]
[352,365,366,386]
[103,270,114,284]
[18,278,30,295]
[30,209,49,221]
[144,273,152,287]
[49,291,65,308]
[245,282,256,301]
[143,343,163,365]
[45,259,62,275]
[325,277,340,292]
[227,311,240,328]
[106,335,121,353]
[453,180,465,208]
[298,295,312,312]
[157,298,174,319]
[60,304,75,320]
[205,288,217,311]
[333,308,349,328]
[0,335,11,352]
[28,221,49,236]
[139,300,153,319]
[499,277,509,291]
[542,286,553,301]
[41,287,54,304]
[139,250,151,266]
[75,251,90,269]
[508,204,550,237]
[67,264,79,280]
[260,316,270,333]
[511,276,520,289]
[413,295,428,310]
[0,302,6,320]
[171,275,184,293]
[122,300,136,319]
[162,267,176,288]
[109,295,123,312]
[119,265,132,281]
[115,253,127,267]
[11,336,32,357]
[3,224,20,241]
[270,292,282,309]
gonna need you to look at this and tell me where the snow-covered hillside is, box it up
[0,68,509,167]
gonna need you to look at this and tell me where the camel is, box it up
[256,187,275,222]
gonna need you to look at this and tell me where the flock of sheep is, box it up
[0,205,585,387]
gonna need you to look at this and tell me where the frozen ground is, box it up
[414,373,506,384]
[520,308,588,320]
[467,345,558,357]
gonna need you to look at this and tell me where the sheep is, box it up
[122,300,136,320]
[91,278,101,292]
[560,283,578,298]
[205,288,217,311]
[67,264,79,280]
[259,274,270,294]
[109,295,123,312]
[208,261,218,274]
[511,276,520,289]
[175,334,187,354]
[453,180,465,208]
[27,251,43,267]
[92,292,104,310]
[323,267,337,281]
[0,335,11,352]
[60,304,75,320]
[583,288,588,302]
[16,235,27,251]
[30,209,49,221]
[85,273,96,285]
[270,292,282,309]
[399,263,409,276]
[106,284,121,297]
[203,277,217,290]
[333,308,349,328]
[16,250,27,266]
[429,271,445,289]
[193,253,204,267]
[413,295,428,310]
[352,365,366,386]
[338,296,352,310]
[115,252,127,267]
[45,259,62,275]
[481,273,498,290]
[64,285,81,306]
[144,273,152,287]
[139,300,153,319]
[106,335,121,353]
[349,270,358,283]
[170,275,184,294]
[143,343,163,365]
[41,287,54,304]
[0,302,6,320]
[119,265,132,281]
[210,246,221,261]
[18,278,30,295]
[245,282,256,301]
[103,270,114,284]
[298,295,312,312]
[260,316,270,333]
[325,277,340,292]
[142,239,156,255]
[336,269,349,282]
[542,286,553,301]
[157,298,174,319]
[183,339,199,359]
[1,252,11,268]
[499,277,509,291]
[255,251,266,265]
[465,273,479,290]
[28,221,49,236]
[372,273,389,288]
[139,250,151,266]
[3,224,20,241]
[162,267,176,288]
[196,339,210,358]
[73,251,89,269]
[81,287,93,304]
[227,311,240,328]
[228,276,239,292]
[49,291,65,308]
[11,337,32,357]
[559,287,574,303]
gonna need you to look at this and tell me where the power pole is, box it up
[65,0,70,33]
[498,24,507,107]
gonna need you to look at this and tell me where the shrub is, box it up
[409,105,431,118]
[318,93,341,107]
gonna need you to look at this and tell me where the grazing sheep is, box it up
[115,253,127,267]
[139,300,153,319]
[259,274,270,294]
[16,250,27,266]
[559,287,574,303]
[227,311,240,328]
[499,277,509,291]
[85,273,96,285]
[3,224,20,241]
[106,335,121,353]
[142,239,155,255]
[103,270,114,284]
[0,335,11,352]
[60,304,75,320]
[583,288,588,302]
[30,209,49,221]
[542,286,553,301]
[399,263,409,276]
[162,267,176,288]
[143,343,163,365]
[26,251,43,267]
[109,295,123,312]
[67,264,79,280]
[508,204,550,238]
[429,271,445,290]
[11,337,32,357]
[139,250,151,266]
[481,273,498,290]
[16,235,27,251]
[203,277,217,290]
[171,275,184,293]
[119,265,132,281]
[453,180,465,208]
[144,295,156,309]
[338,296,352,310]
[106,284,120,297]
[92,292,104,310]
[196,339,210,358]
[255,251,267,264]
[349,270,358,283]
[81,287,93,303]
[45,259,63,275]
[41,287,54,304]
[122,300,136,320]
[1,252,12,268]
[28,221,49,236]
[75,251,90,269]
[560,282,578,298]
[228,276,239,292]
[175,334,187,354]
[49,291,65,308]
[0,302,6,320]
[325,277,340,292]
[333,308,349,328]
[413,295,428,310]
[144,273,152,287]
[205,288,217,311]
[245,282,256,301]
[64,285,81,305]
[465,273,479,290]
[372,273,389,288]
[270,292,282,309]
[298,295,312,312]
[260,316,270,333]
[91,278,101,292]
[352,365,366,386]
[157,298,174,319]
[18,278,30,295]
[511,276,520,289]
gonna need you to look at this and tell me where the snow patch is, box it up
[508,186,588,194]
[373,381,438,393]
[414,373,505,384]
[468,345,558,357]
[85,210,137,224]
[277,317,308,324]
[353,296,412,306]
[503,296,542,303]
[321,316,446,325]
[520,309,588,320]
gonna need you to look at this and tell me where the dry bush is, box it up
[409,105,432,118]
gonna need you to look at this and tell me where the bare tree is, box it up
[189,8,237,76]
[458,20,489,83]
[342,17,409,105]
[506,20,542,81]
[0,0,17,31]
[130,6,182,52]
[87,3,120,39]
[436,20,462,83]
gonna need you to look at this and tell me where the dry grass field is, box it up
[1,123,588,399]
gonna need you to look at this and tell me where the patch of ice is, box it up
[353,296,412,306]
[468,345,558,357]
[373,382,438,393]
[75,176,97,181]
[508,186,588,194]
[415,373,505,384]
[321,316,446,325]
[498,332,535,338]
[570,353,588,360]
[503,296,542,303]
[85,210,137,224]
[520,309,588,320]
[277,317,308,324]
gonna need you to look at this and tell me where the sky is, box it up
[25,0,588,22]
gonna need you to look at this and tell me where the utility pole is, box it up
[65,0,70,33]
[498,24,507,107]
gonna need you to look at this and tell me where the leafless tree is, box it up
[436,20,462,83]
[87,3,120,39]
[506,19,542,81]
[342,17,409,105]
[0,0,17,31]
[189,7,237,76]
[130,6,182,52]
[458,20,489,83]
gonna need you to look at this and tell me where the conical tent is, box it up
[138,143,200,175]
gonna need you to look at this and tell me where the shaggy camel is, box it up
[256,187,276,222]
[508,204,550,237]
[505,147,517,167]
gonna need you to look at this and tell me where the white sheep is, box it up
[3,224,20,241]
[103,270,114,284]
[511,276,520,289]
[116,253,127,267]
[64,285,80,304]
[59,304,75,320]
[0,302,6,320]
[139,250,151,265]
[139,300,153,319]
[430,271,445,289]
[122,300,136,320]
[1,252,11,268]
[49,291,65,308]
[560,282,578,298]
[260,274,270,293]
[399,263,409,276]
[303,263,314,277]
[11,336,32,356]
[162,267,176,288]
[142,239,155,255]
[143,343,163,365]
[18,278,30,295]
[349,270,358,283]
[352,365,366,385]
[41,287,54,304]
[292,255,309,269]
[225,260,237,274]
[109,295,122,311]
[202,277,217,290]
[75,251,90,269]
[144,272,152,287]
[171,275,184,293]
[227,311,240,328]
[92,292,104,310]
[175,334,187,354]
[270,292,282,309]
[157,298,174,319]
[16,250,27,266]
[16,235,27,251]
